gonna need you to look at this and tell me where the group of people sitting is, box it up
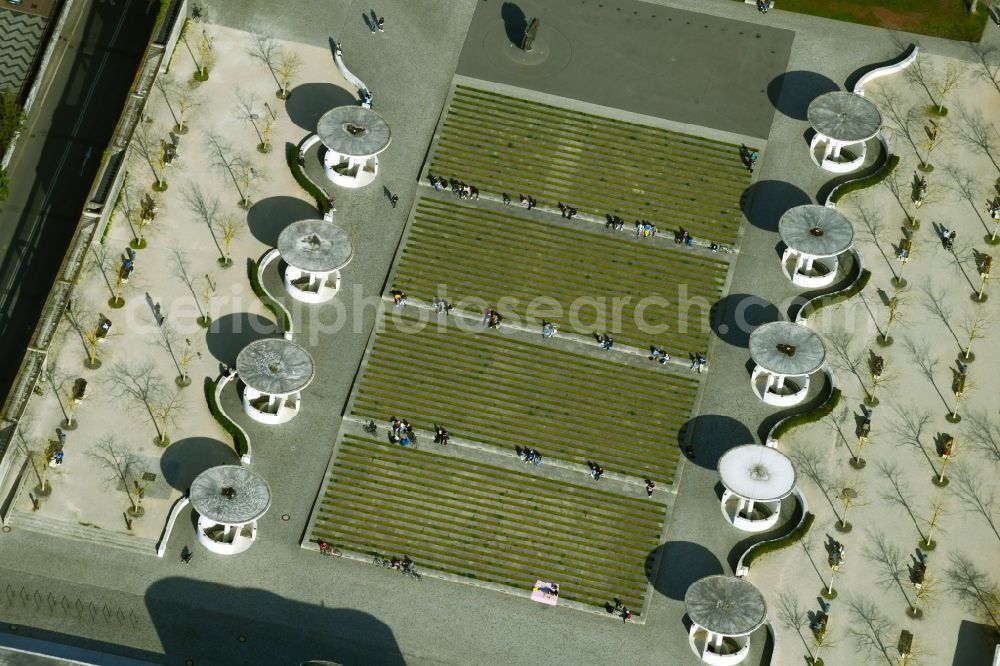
[675,227,694,246]
[517,447,543,465]
[390,289,407,307]
[557,202,578,219]
[605,214,625,230]
[595,333,614,350]
[649,345,671,365]
[390,556,415,573]
[433,425,450,445]
[940,228,957,250]
[484,308,503,329]
[389,417,416,446]
[427,174,480,200]
[636,220,658,238]
[588,462,605,481]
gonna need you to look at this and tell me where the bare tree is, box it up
[965,408,1000,464]
[847,597,896,666]
[149,387,185,447]
[864,530,917,616]
[788,447,843,524]
[823,327,866,393]
[182,183,225,263]
[89,436,146,515]
[213,213,242,267]
[64,301,111,369]
[775,593,818,663]
[276,48,302,99]
[104,361,173,445]
[920,283,962,351]
[876,91,935,170]
[131,123,168,191]
[249,33,281,90]
[943,163,991,234]
[903,54,940,109]
[852,201,898,278]
[90,244,126,308]
[192,27,214,81]
[14,422,50,495]
[945,553,1000,637]
[950,463,1000,543]
[967,43,1000,96]
[234,88,264,146]
[169,247,211,327]
[955,105,1000,175]
[959,307,990,362]
[887,401,938,476]
[232,154,260,209]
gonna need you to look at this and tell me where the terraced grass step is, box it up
[392,197,727,354]
[351,314,698,482]
[428,85,753,245]
[311,435,666,612]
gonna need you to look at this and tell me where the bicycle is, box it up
[362,420,378,435]
[373,556,394,568]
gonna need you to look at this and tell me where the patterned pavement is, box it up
[0,8,49,96]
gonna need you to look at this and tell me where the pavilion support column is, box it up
[773,374,786,391]
[830,141,843,159]
[802,255,815,272]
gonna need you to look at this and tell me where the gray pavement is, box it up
[456,0,794,139]
[2,0,1000,665]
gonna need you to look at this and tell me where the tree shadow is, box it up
[146,579,405,665]
[501,2,527,45]
[678,414,754,470]
[159,437,241,491]
[284,82,358,132]
[741,180,812,232]
[768,71,839,121]
[649,541,724,601]
[247,196,321,247]
[711,293,781,348]
[205,312,279,365]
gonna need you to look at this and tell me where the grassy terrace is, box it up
[393,197,728,356]
[312,435,667,612]
[351,314,699,483]
[428,85,752,245]
[774,0,987,42]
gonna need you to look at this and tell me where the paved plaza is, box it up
[0,1,998,665]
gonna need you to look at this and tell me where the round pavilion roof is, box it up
[278,219,353,273]
[807,92,881,143]
[719,445,796,502]
[779,205,855,258]
[189,465,271,524]
[236,338,315,395]
[749,321,826,376]
[686,575,767,636]
[317,106,391,157]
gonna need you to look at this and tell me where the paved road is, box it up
[0,0,158,398]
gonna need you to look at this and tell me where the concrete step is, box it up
[10,509,157,556]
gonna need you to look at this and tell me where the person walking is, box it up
[502,192,511,206]
[645,480,656,497]
[377,16,385,32]
[390,193,399,208]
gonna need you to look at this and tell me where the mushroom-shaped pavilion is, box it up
[317,105,391,188]
[749,321,826,406]
[685,575,768,665]
[807,91,881,173]
[718,445,796,532]
[189,465,271,555]
[277,219,353,303]
[779,205,855,288]
[236,338,315,424]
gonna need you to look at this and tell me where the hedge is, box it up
[204,378,249,457]
[247,258,291,333]
[286,143,331,213]
[743,512,815,568]
[829,154,900,204]
[799,269,871,320]
[771,388,842,441]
